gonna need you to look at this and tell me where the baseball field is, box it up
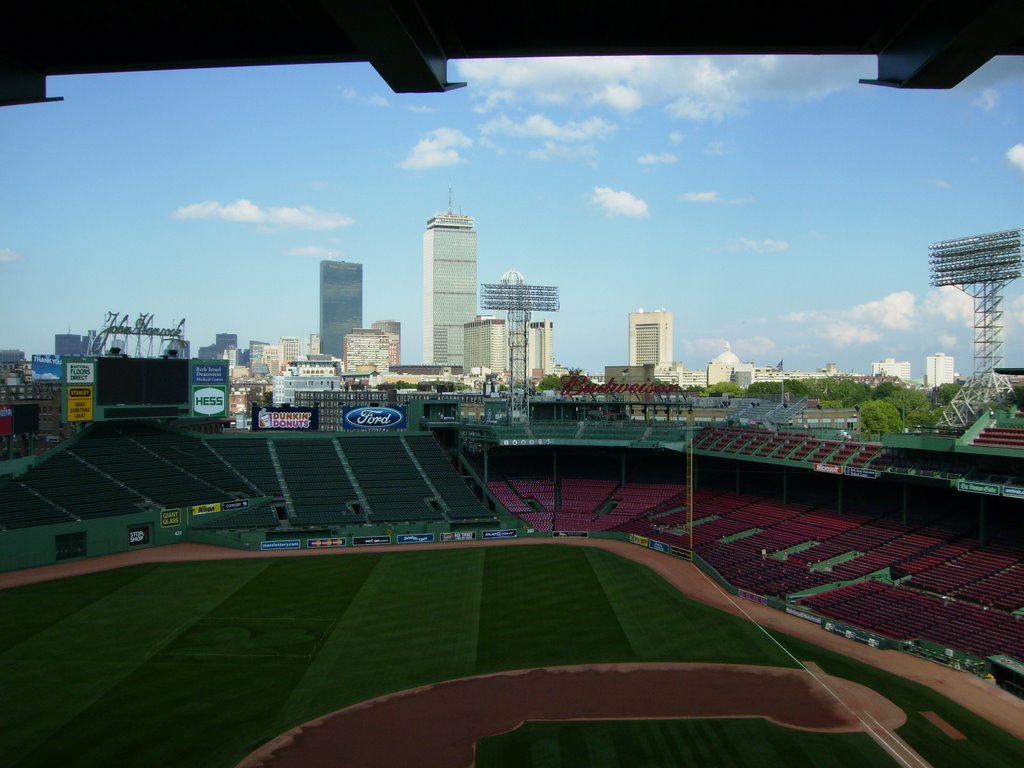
[1,542,1022,767]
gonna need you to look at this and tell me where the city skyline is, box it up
[319,260,363,359]
[1,56,1022,372]
[422,209,477,366]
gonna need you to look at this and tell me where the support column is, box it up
[734,462,741,495]
[621,450,626,487]
[552,450,558,485]
[782,470,788,505]
[979,497,987,547]
[483,444,489,485]
[902,484,909,525]
[837,476,844,514]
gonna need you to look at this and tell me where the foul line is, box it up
[691,565,930,768]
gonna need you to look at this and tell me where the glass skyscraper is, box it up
[320,261,363,359]
[423,210,477,366]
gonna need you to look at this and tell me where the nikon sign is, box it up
[192,386,227,417]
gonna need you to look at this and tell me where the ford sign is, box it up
[342,405,407,431]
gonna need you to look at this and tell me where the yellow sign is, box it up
[66,386,94,422]
[160,509,181,528]
[192,502,222,515]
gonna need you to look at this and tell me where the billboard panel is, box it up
[192,386,227,417]
[32,354,62,381]
[65,361,94,385]
[192,363,228,384]
[342,405,407,431]
[252,405,319,431]
[0,406,12,437]
[66,386,94,423]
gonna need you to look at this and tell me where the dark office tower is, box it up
[320,260,363,358]
[55,334,86,355]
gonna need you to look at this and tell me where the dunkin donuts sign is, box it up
[251,405,319,431]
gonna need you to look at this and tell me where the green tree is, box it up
[704,381,745,397]
[806,378,871,408]
[935,382,962,406]
[858,399,902,436]
[872,381,900,400]
[536,374,564,391]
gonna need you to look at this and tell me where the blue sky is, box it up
[1,55,1022,377]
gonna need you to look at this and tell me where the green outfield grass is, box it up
[0,545,1020,767]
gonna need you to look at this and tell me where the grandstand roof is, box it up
[4,1,1024,106]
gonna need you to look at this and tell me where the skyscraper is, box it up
[464,316,507,374]
[371,320,401,366]
[320,261,363,359]
[628,310,672,367]
[423,208,477,366]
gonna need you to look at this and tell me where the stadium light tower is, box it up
[929,228,1022,428]
[480,271,560,422]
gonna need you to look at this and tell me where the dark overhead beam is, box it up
[0,58,62,107]
[861,0,1024,89]
[320,0,465,93]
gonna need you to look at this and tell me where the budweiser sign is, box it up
[560,375,681,397]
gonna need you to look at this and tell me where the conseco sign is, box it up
[342,405,407,431]
[192,386,227,416]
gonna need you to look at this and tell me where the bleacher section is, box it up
[16,450,145,521]
[694,425,887,471]
[341,436,442,523]
[210,439,281,496]
[404,435,492,521]
[276,440,364,526]
[974,426,1024,450]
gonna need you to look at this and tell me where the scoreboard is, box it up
[62,357,229,422]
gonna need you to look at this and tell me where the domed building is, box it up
[706,342,750,386]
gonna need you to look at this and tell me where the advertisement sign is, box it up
[342,405,408,431]
[440,531,476,542]
[0,406,11,437]
[160,509,182,528]
[629,534,649,547]
[648,539,670,554]
[192,363,228,384]
[552,531,588,538]
[127,524,151,547]
[957,480,1000,496]
[353,535,392,546]
[252,405,320,431]
[670,546,691,559]
[260,539,301,551]
[66,361,95,384]
[1002,486,1024,499]
[66,386,94,423]
[482,529,518,539]
[192,502,222,515]
[843,466,879,480]
[192,386,227,417]
[397,533,435,544]
[813,463,842,475]
[307,537,346,548]
[223,500,250,510]
[32,354,62,381]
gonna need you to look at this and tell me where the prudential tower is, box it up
[422,204,477,366]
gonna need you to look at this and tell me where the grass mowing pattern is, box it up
[477,719,890,768]
[0,545,1020,766]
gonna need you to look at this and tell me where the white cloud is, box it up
[173,200,353,230]
[704,141,725,156]
[923,286,973,326]
[405,104,435,114]
[528,142,598,162]
[638,152,678,165]
[929,178,951,189]
[669,131,685,144]
[285,246,341,258]
[481,114,616,141]
[734,336,776,357]
[974,88,999,112]
[367,94,390,108]
[1007,144,1024,176]
[684,337,733,360]
[0,247,17,263]
[457,55,871,119]
[739,237,789,253]
[822,322,881,346]
[399,127,472,170]
[938,333,957,349]
[681,191,721,204]
[850,290,916,329]
[591,187,649,218]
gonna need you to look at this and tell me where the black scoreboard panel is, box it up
[96,358,189,406]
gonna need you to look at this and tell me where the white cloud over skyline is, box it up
[173,200,353,230]
[0,248,17,263]
[399,127,472,169]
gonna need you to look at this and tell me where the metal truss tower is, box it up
[929,229,1022,428]
[480,271,559,422]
